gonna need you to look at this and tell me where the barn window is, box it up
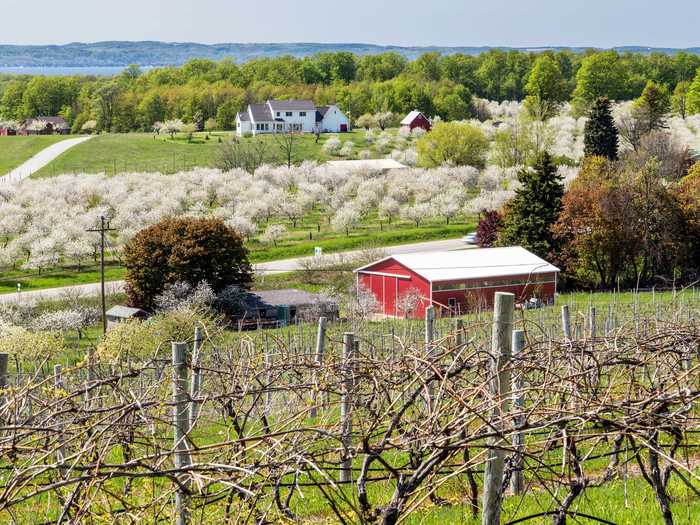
[448,298,457,309]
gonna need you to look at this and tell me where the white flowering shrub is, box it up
[322,136,342,155]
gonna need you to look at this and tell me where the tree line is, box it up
[2,49,700,132]
[479,95,700,290]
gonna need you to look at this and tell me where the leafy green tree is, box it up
[572,51,628,114]
[440,54,479,92]
[584,97,619,160]
[216,99,240,130]
[633,81,671,133]
[124,217,253,310]
[137,91,166,130]
[416,122,489,168]
[672,81,690,118]
[524,55,566,119]
[92,81,123,132]
[410,52,442,81]
[0,80,26,120]
[433,84,472,121]
[687,69,700,115]
[356,53,407,82]
[498,151,564,258]
[476,50,509,101]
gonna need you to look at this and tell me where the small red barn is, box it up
[400,110,431,133]
[355,247,560,319]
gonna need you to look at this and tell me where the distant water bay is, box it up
[0,66,154,76]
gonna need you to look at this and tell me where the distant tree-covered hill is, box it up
[1,41,699,67]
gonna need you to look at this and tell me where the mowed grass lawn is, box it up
[0,135,75,175]
[32,129,383,177]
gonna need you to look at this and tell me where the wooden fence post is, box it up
[482,292,514,525]
[561,305,571,341]
[589,307,597,340]
[310,317,327,418]
[0,353,7,390]
[172,342,191,525]
[510,329,525,495]
[189,327,203,432]
[340,332,355,483]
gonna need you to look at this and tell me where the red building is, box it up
[355,247,560,319]
[400,110,432,133]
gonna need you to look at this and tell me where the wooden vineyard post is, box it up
[189,327,203,432]
[482,292,514,525]
[0,353,7,389]
[455,318,464,348]
[340,332,355,484]
[589,307,597,340]
[425,305,435,406]
[172,342,191,525]
[54,365,67,475]
[0,353,7,424]
[561,305,571,341]
[310,317,327,418]
[510,329,525,495]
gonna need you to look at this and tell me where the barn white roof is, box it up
[355,246,560,283]
[325,159,407,172]
[400,110,425,125]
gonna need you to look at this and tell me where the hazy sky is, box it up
[2,0,699,48]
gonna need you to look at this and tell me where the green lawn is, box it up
[0,135,75,175]
[32,132,232,177]
[31,129,393,177]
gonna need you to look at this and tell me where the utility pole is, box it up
[87,216,116,335]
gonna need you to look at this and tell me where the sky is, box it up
[1,0,699,48]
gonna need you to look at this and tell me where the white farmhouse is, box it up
[236,99,350,136]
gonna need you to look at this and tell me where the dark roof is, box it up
[247,289,336,308]
[237,110,250,122]
[24,116,69,129]
[267,99,316,112]
[315,106,329,122]
[249,103,273,121]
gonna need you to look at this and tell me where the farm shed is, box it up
[240,289,339,327]
[355,247,560,319]
[106,305,148,330]
[19,116,70,135]
[400,110,431,133]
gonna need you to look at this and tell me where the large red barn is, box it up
[355,247,560,319]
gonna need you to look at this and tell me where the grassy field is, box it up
[0,134,75,175]
[31,129,387,177]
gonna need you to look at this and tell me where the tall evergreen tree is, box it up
[499,152,564,258]
[584,97,619,160]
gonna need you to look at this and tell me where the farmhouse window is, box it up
[300,111,306,116]
[286,111,293,116]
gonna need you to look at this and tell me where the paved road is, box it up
[0,237,468,305]
[0,136,93,184]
